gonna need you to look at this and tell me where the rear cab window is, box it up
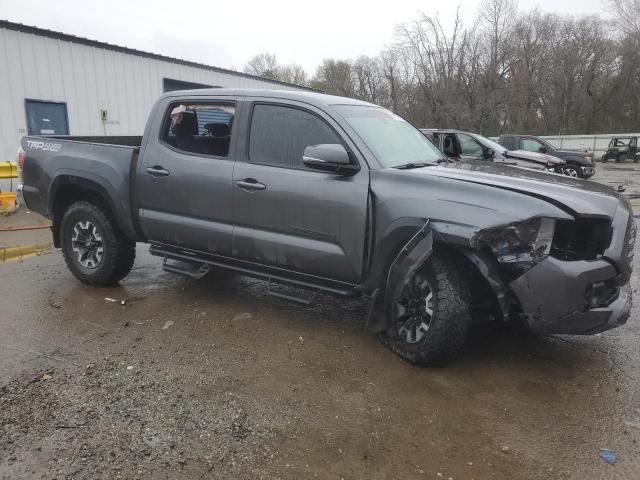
[160,102,235,157]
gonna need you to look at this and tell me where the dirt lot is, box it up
[1,163,640,479]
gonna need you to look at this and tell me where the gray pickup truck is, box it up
[21,89,635,366]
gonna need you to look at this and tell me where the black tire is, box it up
[60,201,135,286]
[561,163,583,178]
[601,155,609,163]
[380,253,473,367]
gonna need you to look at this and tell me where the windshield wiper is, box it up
[393,161,440,169]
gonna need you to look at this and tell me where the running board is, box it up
[267,278,319,305]
[150,244,357,297]
[162,257,210,279]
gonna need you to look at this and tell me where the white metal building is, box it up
[0,20,315,162]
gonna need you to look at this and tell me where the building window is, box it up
[161,103,235,157]
[24,99,69,135]
[249,104,341,170]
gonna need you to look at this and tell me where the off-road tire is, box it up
[380,253,473,367]
[601,155,609,163]
[61,201,135,286]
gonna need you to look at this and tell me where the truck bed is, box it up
[32,135,143,147]
[21,135,140,241]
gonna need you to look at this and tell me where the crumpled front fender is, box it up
[366,221,433,333]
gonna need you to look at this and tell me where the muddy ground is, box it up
[1,163,640,479]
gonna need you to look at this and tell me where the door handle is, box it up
[146,166,170,177]
[236,178,266,192]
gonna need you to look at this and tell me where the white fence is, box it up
[540,134,640,160]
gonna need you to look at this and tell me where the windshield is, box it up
[333,105,445,167]
[472,133,508,154]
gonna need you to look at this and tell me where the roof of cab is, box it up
[162,88,377,108]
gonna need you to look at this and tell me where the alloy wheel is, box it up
[396,272,434,344]
[71,221,104,269]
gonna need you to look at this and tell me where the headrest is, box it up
[204,122,231,138]
[173,111,198,138]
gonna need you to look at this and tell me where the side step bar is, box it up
[151,244,358,299]
[267,279,319,305]
[162,257,210,279]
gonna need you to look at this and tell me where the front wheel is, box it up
[561,164,583,178]
[61,201,135,286]
[380,253,473,366]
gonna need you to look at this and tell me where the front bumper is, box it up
[582,165,595,177]
[510,256,632,334]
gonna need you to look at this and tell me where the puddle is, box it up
[0,241,53,262]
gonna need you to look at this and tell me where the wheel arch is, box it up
[363,219,505,333]
[50,175,136,247]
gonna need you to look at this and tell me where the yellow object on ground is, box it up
[0,192,16,212]
[0,241,52,263]
[0,161,18,179]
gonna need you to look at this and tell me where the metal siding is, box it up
[0,27,303,160]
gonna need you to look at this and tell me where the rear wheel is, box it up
[61,201,135,286]
[380,253,472,366]
[601,155,609,163]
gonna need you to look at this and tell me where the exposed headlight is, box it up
[474,218,556,265]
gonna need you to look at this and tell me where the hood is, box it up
[555,148,587,155]
[411,161,622,218]
[504,149,565,165]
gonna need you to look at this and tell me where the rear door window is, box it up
[161,103,235,157]
[249,104,341,170]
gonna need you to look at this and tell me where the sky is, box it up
[0,0,607,75]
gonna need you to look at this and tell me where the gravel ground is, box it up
[1,162,640,479]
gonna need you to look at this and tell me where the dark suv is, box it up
[498,134,595,178]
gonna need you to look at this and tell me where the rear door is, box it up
[137,97,239,256]
[231,100,369,283]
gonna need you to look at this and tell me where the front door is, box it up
[231,101,369,283]
[137,99,238,256]
[457,132,485,161]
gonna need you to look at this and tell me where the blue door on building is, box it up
[25,99,69,135]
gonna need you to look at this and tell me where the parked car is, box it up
[497,134,595,178]
[601,136,639,163]
[422,129,566,174]
[20,89,634,366]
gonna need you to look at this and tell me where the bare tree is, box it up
[606,0,640,36]
[244,53,280,80]
[244,53,308,85]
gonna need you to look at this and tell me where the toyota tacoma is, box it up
[20,89,635,366]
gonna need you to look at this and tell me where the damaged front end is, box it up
[471,210,634,335]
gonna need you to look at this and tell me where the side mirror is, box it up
[483,147,494,159]
[538,146,547,153]
[302,144,359,174]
